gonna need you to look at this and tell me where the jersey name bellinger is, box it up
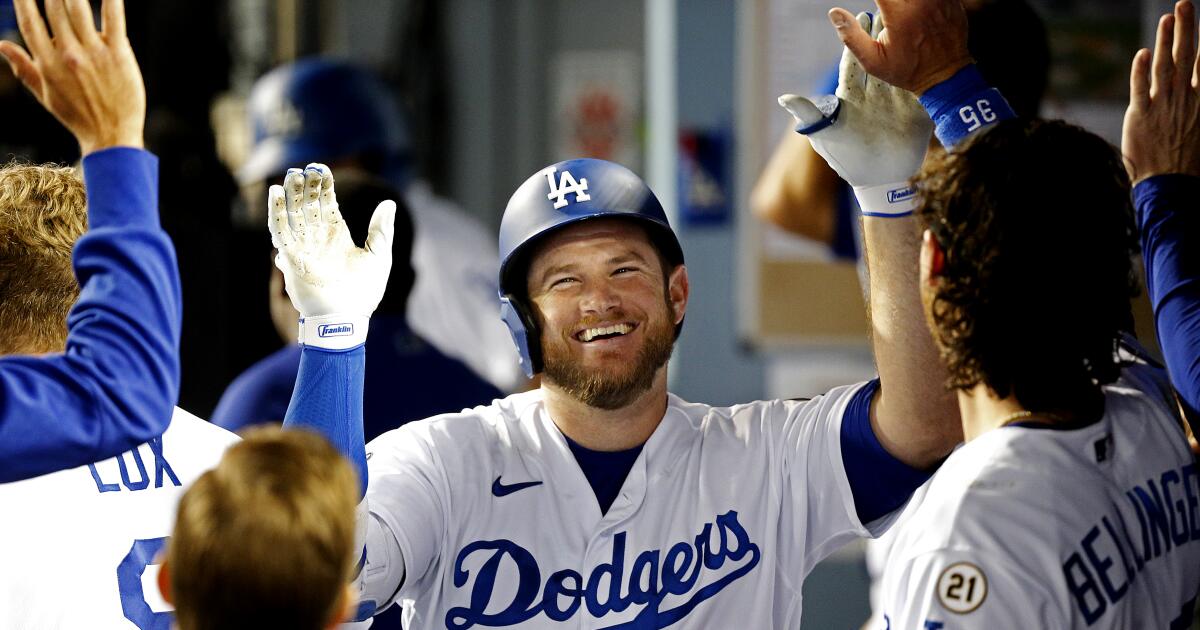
[445,510,760,629]
[1063,462,1200,624]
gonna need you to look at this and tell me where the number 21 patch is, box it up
[936,562,988,614]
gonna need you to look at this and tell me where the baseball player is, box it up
[788,1,1200,627]
[270,12,963,622]
[0,4,243,628]
[0,0,182,482]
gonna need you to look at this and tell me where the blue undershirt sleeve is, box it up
[0,147,181,482]
[1135,174,1200,426]
[283,345,369,497]
[840,378,935,525]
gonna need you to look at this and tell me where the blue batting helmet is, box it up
[239,58,411,186]
[498,158,684,377]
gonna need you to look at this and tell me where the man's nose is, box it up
[580,280,621,314]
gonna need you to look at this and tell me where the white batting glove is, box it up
[269,163,396,350]
[778,12,932,217]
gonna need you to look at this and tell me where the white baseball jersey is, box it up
[403,182,524,393]
[356,381,896,629]
[877,361,1200,629]
[0,408,238,629]
[864,482,930,628]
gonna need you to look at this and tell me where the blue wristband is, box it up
[918,65,1016,148]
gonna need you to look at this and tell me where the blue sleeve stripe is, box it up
[1135,174,1200,425]
[840,378,935,525]
[861,210,913,218]
[283,344,369,498]
[918,65,1017,149]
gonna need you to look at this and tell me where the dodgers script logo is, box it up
[544,166,591,209]
[318,323,354,337]
[446,510,760,629]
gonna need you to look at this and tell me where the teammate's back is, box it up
[0,409,238,629]
[880,359,1200,628]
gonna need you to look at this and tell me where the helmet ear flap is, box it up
[500,294,543,379]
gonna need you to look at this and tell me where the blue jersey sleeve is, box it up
[1135,174,1200,425]
[840,378,935,524]
[283,345,369,497]
[0,147,181,482]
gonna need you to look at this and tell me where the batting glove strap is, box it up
[298,313,369,350]
[853,182,918,217]
[919,64,1016,149]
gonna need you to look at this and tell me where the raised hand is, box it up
[270,164,395,350]
[0,0,145,155]
[1123,0,1200,184]
[779,12,932,215]
[828,0,972,95]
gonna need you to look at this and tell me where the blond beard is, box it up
[541,306,676,410]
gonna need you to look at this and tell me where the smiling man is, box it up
[275,106,963,627]
[530,219,680,403]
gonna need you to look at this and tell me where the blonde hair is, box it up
[0,162,88,354]
[167,427,359,630]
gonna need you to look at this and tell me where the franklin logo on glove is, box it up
[317,323,354,337]
[887,186,916,204]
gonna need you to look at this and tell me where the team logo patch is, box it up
[936,562,987,614]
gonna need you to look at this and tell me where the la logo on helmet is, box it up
[544,166,591,209]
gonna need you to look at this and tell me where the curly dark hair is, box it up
[914,118,1139,415]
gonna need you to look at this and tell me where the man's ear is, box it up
[920,229,945,285]
[668,264,689,325]
[157,558,173,606]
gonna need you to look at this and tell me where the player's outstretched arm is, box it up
[275,163,395,492]
[274,164,396,624]
[781,13,956,477]
[0,0,183,481]
[1125,0,1200,429]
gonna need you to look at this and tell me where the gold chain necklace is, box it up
[995,410,1034,427]
[996,410,1066,428]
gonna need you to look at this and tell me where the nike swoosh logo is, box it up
[491,476,543,497]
